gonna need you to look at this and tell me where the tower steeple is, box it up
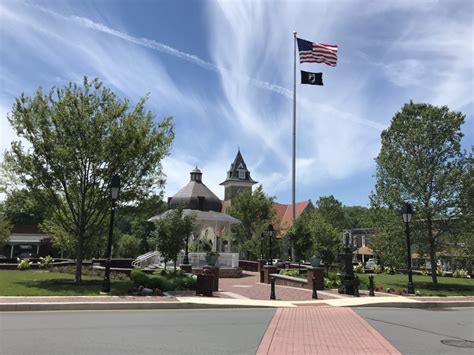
[220,149,257,208]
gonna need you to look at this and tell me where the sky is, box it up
[0,0,473,207]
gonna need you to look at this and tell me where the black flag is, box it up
[301,70,323,85]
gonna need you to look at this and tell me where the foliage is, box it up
[129,268,196,291]
[453,269,470,279]
[372,264,383,274]
[353,262,364,273]
[226,185,275,258]
[3,77,174,283]
[17,258,32,270]
[316,195,345,231]
[2,189,52,225]
[342,206,370,229]
[372,102,469,285]
[0,214,11,250]
[116,234,141,258]
[279,269,300,278]
[152,207,194,270]
[39,255,54,268]
[324,272,341,289]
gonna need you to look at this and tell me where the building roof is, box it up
[220,149,257,186]
[273,200,314,237]
[168,168,222,212]
[8,233,51,244]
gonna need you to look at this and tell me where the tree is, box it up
[316,196,345,231]
[3,77,174,282]
[226,185,275,258]
[2,189,52,225]
[116,234,141,258]
[342,206,370,229]
[0,214,11,251]
[152,207,194,270]
[372,102,469,284]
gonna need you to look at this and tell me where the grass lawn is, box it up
[357,273,474,296]
[0,270,133,296]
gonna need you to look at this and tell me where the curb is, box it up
[1,300,472,312]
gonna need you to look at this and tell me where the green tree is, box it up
[316,195,345,231]
[0,214,12,251]
[372,102,469,284]
[226,185,275,258]
[116,234,141,258]
[342,206,370,229]
[152,207,194,270]
[3,77,174,282]
[2,189,52,225]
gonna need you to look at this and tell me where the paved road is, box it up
[355,307,474,355]
[0,309,275,355]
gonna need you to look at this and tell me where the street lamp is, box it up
[402,202,415,294]
[260,233,265,260]
[183,233,191,265]
[267,224,274,265]
[101,174,121,294]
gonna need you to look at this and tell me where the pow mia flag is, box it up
[301,70,323,85]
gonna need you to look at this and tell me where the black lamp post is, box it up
[267,224,274,265]
[260,233,265,260]
[402,202,415,294]
[101,174,121,294]
[183,233,190,265]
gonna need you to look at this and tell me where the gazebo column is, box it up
[10,244,15,258]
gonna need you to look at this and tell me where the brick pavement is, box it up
[218,271,339,301]
[256,306,401,355]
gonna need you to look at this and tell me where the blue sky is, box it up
[1,0,473,207]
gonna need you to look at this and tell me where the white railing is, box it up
[131,251,161,269]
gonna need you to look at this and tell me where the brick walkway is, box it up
[256,306,401,355]
[218,271,339,301]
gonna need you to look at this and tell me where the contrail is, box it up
[29,3,383,131]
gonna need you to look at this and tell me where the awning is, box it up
[354,246,373,255]
[148,209,241,226]
[8,233,51,245]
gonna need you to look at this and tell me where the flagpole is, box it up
[291,31,297,262]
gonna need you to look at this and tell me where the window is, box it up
[238,170,245,179]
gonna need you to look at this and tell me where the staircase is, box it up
[131,251,161,269]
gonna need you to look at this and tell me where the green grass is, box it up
[0,270,133,296]
[357,273,474,296]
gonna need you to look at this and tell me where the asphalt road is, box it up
[0,309,275,355]
[355,307,474,355]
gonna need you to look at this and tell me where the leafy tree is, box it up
[316,195,345,231]
[372,102,469,284]
[288,212,313,261]
[0,214,11,251]
[152,207,194,270]
[116,234,141,258]
[3,77,174,282]
[226,185,275,258]
[342,206,370,229]
[2,189,52,225]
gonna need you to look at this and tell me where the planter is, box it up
[310,256,321,267]
[205,255,218,266]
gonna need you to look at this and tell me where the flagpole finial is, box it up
[293,31,297,36]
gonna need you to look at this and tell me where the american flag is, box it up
[297,38,338,67]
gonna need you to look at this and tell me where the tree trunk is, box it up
[427,218,438,285]
[75,232,84,283]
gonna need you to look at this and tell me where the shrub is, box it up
[17,258,33,270]
[39,255,54,268]
[353,262,364,274]
[420,265,428,276]
[453,269,470,279]
[436,266,446,277]
[324,272,341,289]
[372,264,382,274]
[279,269,300,277]
[130,268,196,290]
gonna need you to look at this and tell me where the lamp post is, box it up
[101,174,121,294]
[260,233,265,260]
[267,224,274,265]
[183,233,190,265]
[402,202,415,294]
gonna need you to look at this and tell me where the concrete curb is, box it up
[1,300,472,312]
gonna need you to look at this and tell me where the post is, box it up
[183,234,190,265]
[101,199,116,294]
[405,221,415,294]
[312,277,318,299]
[369,275,375,296]
[270,276,276,300]
[291,31,297,262]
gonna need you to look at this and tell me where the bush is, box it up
[372,264,382,274]
[324,272,341,289]
[436,266,446,277]
[130,268,196,290]
[279,269,300,277]
[39,255,54,268]
[353,262,364,274]
[17,258,32,270]
[453,269,470,279]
